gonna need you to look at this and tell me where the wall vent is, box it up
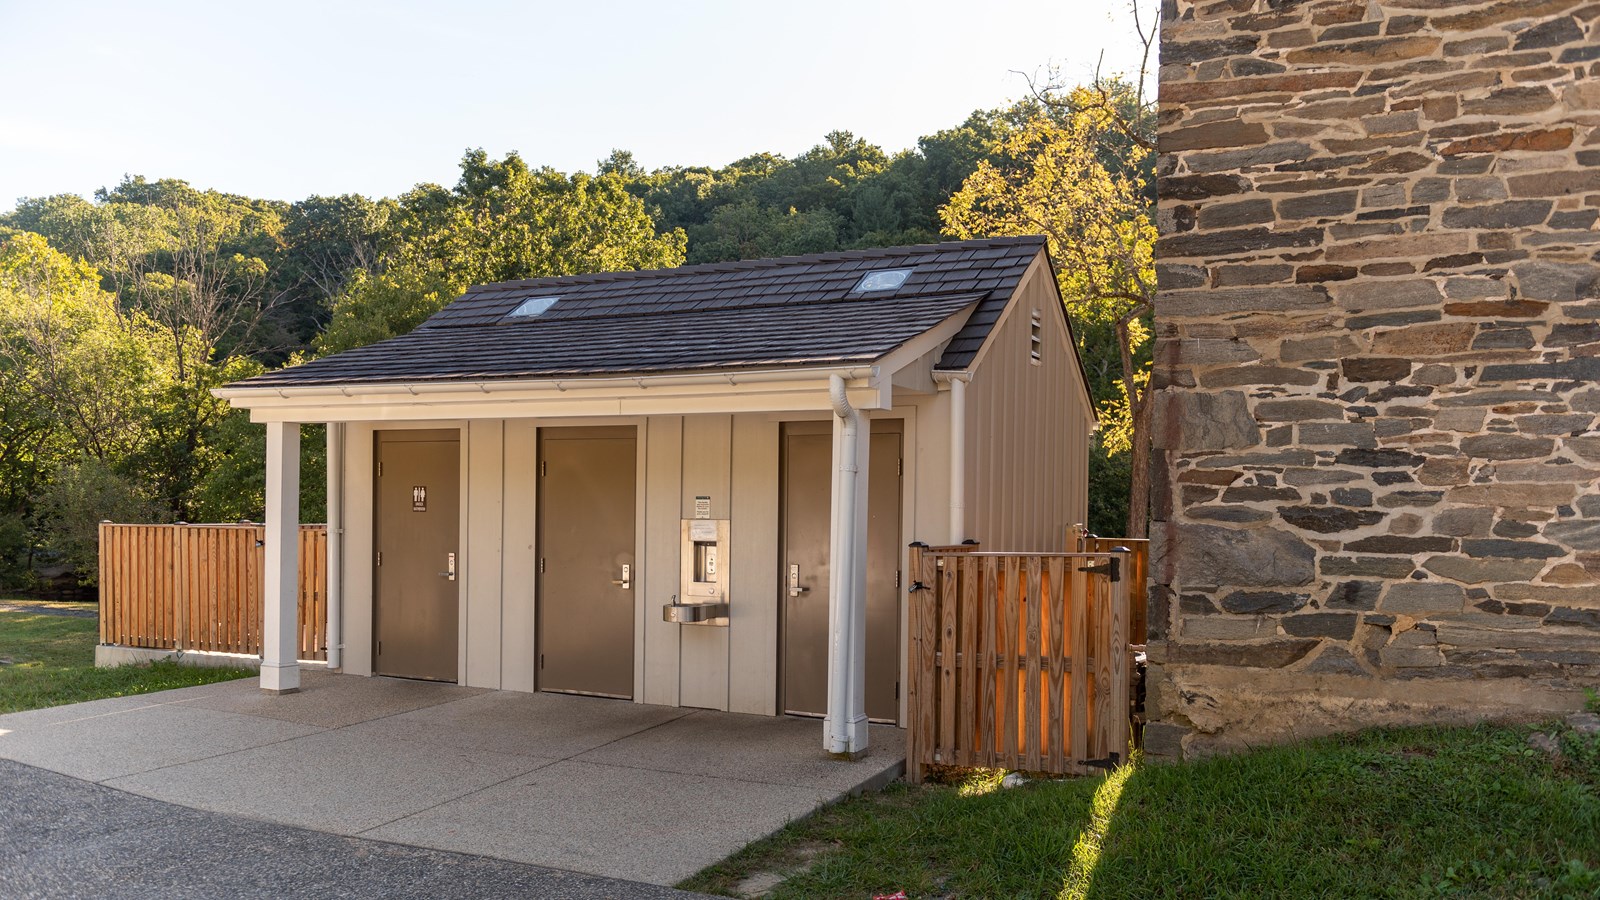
[1029,310,1043,366]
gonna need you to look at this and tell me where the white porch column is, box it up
[262,421,301,694]
[825,378,871,757]
[325,422,344,671]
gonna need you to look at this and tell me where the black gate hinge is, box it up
[1077,558,1121,582]
[1082,752,1121,771]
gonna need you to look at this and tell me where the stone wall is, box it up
[1149,0,1600,757]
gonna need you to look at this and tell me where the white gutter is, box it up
[325,423,344,671]
[214,365,880,403]
[934,371,972,544]
[825,373,866,757]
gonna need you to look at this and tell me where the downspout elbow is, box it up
[828,374,859,431]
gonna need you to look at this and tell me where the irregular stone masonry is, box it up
[1150,0,1600,757]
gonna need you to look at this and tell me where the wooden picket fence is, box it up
[905,542,1133,781]
[98,523,328,661]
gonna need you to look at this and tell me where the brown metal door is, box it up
[374,430,460,682]
[537,426,636,698]
[781,421,902,721]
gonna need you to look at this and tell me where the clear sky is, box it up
[0,0,1150,212]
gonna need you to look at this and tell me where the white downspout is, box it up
[826,374,864,756]
[948,373,968,544]
[325,423,344,671]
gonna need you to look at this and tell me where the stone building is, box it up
[1149,0,1600,757]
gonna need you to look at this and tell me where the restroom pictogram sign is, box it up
[413,486,427,511]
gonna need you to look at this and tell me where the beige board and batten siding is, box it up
[332,403,947,722]
[964,254,1094,552]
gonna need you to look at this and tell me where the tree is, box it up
[317,150,687,353]
[36,456,165,583]
[942,80,1156,537]
[274,194,393,349]
[10,179,290,363]
[0,230,178,582]
[0,231,165,467]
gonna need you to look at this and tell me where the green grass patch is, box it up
[0,604,254,714]
[681,724,1600,899]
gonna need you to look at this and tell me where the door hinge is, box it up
[539,557,545,573]
[898,458,903,476]
[894,569,901,589]
[377,461,383,477]
[540,460,547,477]
[377,640,382,655]
[895,681,900,701]
[539,653,545,669]
[376,551,382,567]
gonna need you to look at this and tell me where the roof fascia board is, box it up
[215,365,878,407]
[871,300,979,383]
[963,250,1048,373]
[242,383,887,424]
[959,248,1100,423]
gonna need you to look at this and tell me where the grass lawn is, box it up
[682,721,1600,899]
[0,600,254,714]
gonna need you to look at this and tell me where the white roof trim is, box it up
[213,365,891,423]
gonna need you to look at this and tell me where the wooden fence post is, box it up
[98,522,108,644]
[906,543,932,784]
[1110,547,1132,765]
[915,544,928,781]
[174,524,189,652]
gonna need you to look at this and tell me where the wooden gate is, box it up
[98,523,328,661]
[906,543,1132,781]
[1078,535,1149,645]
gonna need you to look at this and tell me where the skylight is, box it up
[854,268,913,293]
[505,296,560,318]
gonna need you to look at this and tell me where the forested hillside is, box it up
[0,88,1152,586]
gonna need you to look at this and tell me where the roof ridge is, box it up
[462,235,1046,294]
[422,289,990,330]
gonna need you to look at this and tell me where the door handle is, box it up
[788,563,809,597]
[438,552,456,581]
[612,563,631,590]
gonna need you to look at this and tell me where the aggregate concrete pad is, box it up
[364,758,831,885]
[0,759,707,900]
[348,689,692,759]
[181,671,487,729]
[104,726,555,835]
[578,709,906,791]
[0,703,321,782]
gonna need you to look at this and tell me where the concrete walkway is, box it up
[0,758,706,900]
[0,671,903,886]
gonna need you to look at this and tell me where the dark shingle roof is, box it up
[230,236,1045,389]
[232,293,983,386]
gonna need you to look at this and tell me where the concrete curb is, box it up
[94,644,330,672]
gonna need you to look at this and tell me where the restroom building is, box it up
[216,235,1094,755]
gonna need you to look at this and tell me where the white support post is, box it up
[846,418,870,751]
[262,421,301,694]
[825,376,871,757]
[326,422,344,672]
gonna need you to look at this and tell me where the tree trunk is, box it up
[1127,388,1152,539]
[1114,301,1153,539]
